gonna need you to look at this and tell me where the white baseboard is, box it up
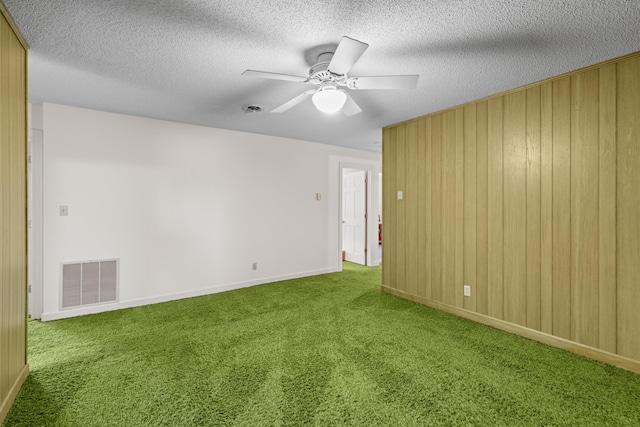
[41,267,340,322]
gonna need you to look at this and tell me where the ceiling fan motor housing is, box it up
[309,61,333,81]
[309,54,350,86]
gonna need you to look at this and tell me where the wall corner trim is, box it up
[381,285,640,375]
[0,1,29,49]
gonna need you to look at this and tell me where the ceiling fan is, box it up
[242,36,419,116]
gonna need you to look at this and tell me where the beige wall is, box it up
[0,2,28,423]
[382,51,640,373]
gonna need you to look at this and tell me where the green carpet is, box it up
[6,263,640,426]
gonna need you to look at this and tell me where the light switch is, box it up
[397,191,403,200]
[316,193,322,201]
[59,205,68,216]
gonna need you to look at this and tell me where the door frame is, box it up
[28,128,44,319]
[339,162,379,267]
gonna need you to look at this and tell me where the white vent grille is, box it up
[61,259,118,309]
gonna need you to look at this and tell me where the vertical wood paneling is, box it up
[431,116,443,302]
[617,56,640,361]
[385,127,397,288]
[526,86,542,331]
[455,108,465,308]
[0,18,9,401]
[598,64,617,354]
[405,121,419,295]
[570,69,600,347]
[424,118,433,300]
[381,127,392,287]
[10,32,25,381]
[382,50,640,369]
[540,82,554,334]
[503,91,527,326]
[396,125,407,291]
[0,7,28,423]
[416,118,428,298]
[442,110,456,307]
[487,97,504,320]
[464,105,477,311]
[552,77,572,340]
[476,102,489,315]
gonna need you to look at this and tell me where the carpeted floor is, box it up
[6,262,640,426]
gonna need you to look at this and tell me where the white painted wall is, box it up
[39,103,380,320]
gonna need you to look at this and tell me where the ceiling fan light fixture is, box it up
[312,87,347,114]
[244,36,418,117]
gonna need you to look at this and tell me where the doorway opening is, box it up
[339,163,380,267]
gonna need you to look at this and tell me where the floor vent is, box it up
[61,259,118,309]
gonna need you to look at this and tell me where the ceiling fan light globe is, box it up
[312,89,347,114]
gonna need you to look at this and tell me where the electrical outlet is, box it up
[397,190,403,200]
[252,262,257,271]
[59,205,68,216]
[464,285,471,297]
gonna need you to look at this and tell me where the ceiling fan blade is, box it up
[271,90,316,113]
[341,91,362,117]
[348,75,419,90]
[327,36,369,75]
[242,70,308,83]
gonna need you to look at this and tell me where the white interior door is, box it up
[342,169,366,265]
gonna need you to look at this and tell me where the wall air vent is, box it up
[61,259,118,309]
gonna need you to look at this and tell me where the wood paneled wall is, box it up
[0,2,28,423]
[382,51,640,373]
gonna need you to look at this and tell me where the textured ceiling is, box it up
[5,0,640,152]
